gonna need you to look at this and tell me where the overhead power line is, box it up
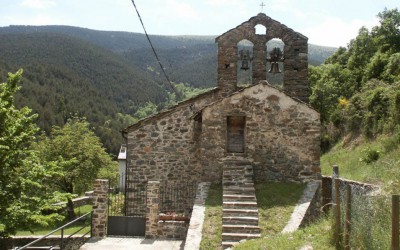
[130,0,182,100]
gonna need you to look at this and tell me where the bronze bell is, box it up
[239,49,251,71]
[268,62,281,74]
[241,58,250,71]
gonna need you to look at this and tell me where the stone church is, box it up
[123,13,320,184]
[122,13,321,246]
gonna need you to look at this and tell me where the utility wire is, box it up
[130,0,182,100]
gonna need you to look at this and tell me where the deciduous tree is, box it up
[35,116,118,219]
[0,70,63,246]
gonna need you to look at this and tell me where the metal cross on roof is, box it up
[260,2,266,13]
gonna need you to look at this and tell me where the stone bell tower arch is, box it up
[215,13,309,103]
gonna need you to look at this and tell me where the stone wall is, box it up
[53,196,91,210]
[145,181,189,240]
[282,181,321,233]
[91,179,108,238]
[157,221,188,240]
[199,83,320,182]
[125,92,217,184]
[216,13,309,102]
[321,175,376,211]
[300,181,322,227]
[10,236,89,250]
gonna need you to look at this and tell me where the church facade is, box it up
[123,13,321,185]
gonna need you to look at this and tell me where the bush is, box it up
[382,127,400,153]
[360,148,380,163]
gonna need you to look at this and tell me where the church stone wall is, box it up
[126,105,200,182]
[216,13,309,102]
[199,83,320,182]
[125,92,217,183]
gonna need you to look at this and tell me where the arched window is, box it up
[266,38,284,87]
[255,24,267,35]
[237,39,254,86]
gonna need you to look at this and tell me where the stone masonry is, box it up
[199,82,320,182]
[91,179,108,238]
[216,13,309,102]
[146,181,160,239]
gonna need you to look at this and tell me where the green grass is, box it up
[321,134,400,190]
[200,182,307,249]
[13,205,92,236]
[235,215,335,250]
[200,183,223,250]
[255,182,306,236]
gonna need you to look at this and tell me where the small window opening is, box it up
[193,114,202,141]
[255,24,267,35]
[227,116,245,153]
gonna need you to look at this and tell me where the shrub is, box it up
[360,148,380,163]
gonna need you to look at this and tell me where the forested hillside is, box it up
[0,25,336,155]
[0,33,169,154]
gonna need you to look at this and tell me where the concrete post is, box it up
[91,179,109,238]
[146,181,160,238]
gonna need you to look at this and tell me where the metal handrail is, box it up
[14,211,92,250]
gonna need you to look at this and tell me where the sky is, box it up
[0,0,398,47]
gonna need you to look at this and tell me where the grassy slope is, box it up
[321,134,400,191]
[235,216,334,250]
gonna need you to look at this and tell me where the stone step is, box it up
[222,181,254,187]
[222,216,258,225]
[223,173,253,179]
[223,225,261,234]
[223,201,258,209]
[222,241,240,249]
[223,194,256,201]
[222,232,261,242]
[224,188,255,195]
[223,208,258,217]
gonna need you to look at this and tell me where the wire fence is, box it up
[330,167,398,249]
[338,181,391,249]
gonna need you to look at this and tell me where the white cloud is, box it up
[20,0,55,9]
[301,17,379,47]
[164,0,200,21]
[206,0,242,6]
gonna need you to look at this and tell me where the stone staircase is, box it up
[222,160,261,249]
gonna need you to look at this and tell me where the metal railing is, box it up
[159,181,197,216]
[14,212,92,250]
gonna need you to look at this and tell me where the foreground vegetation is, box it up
[0,71,116,242]
[200,182,306,249]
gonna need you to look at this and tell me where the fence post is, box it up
[344,185,351,250]
[392,194,399,250]
[146,181,160,239]
[332,165,339,211]
[333,165,339,178]
[334,178,341,249]
[91,179,109,238]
